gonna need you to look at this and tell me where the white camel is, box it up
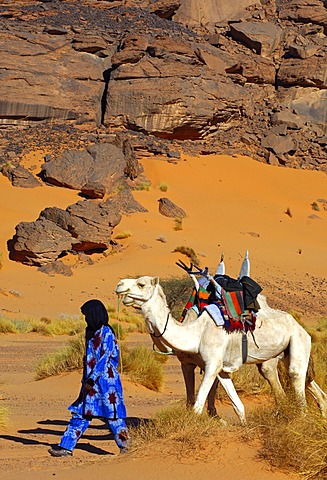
[116,275,327,423]
[152,252,286,418]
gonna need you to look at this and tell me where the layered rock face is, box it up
[1,0,327,268]
[0,0,326,169]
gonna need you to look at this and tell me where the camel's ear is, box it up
[151,276,160,286]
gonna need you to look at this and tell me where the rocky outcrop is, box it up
[0,0,326,171]
[8,189,146,266]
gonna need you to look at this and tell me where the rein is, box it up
[150,312,170,338]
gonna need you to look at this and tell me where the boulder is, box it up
[41,142,133,193]
[230,21,282,58]
[173,0,258,30]
[261,133,297,155]
[8,218,73,266]
[2,165,41,188]
[278,0,327,28]
[278,57,327,89]
[158,197,186,217]
[270,110,305,130]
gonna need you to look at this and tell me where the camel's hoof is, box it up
[207,407,218,417]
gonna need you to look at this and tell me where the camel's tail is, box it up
[306,354,315,385]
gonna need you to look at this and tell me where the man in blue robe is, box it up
[49,299,130,457]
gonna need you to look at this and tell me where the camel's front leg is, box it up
[193,363,220,415]
[218,372,246,425]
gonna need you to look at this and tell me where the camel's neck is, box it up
[141,285,202,353]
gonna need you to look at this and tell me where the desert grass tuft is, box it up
[121,344,164,391]
[35,334,84,380]
[172,246,199,265]
[158,183,168,192]
[245,401,327,479]
[0,316,84,336]
[0,317,18,334]
[115,231,132,240]
[230,364,270,396]
[129,404,223,456]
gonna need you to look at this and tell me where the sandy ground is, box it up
[0,152,326,479]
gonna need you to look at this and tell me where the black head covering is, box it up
[81,299,109,342]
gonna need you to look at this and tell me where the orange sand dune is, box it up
[0,153,326,320]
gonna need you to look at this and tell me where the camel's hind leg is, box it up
[218,371,246,425]
[257,358,286,401]
[288,333,311,411]
[307,380,327,417]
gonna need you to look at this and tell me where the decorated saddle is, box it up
[180,275,262,333]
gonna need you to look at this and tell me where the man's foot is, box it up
[119,447,129,455]
[48,446,73,457]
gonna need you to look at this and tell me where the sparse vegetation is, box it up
[158,182,168,192]
[246,402,327,480]
[173,217,183,231]
[129,404,223,455]
[120,344,165,391]
[115,231,132,240]
[0,316,84,336]
[172,245,199,265]
[135,181,151,191]
[35,333,85,380]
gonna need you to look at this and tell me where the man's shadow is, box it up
[0,417,148,455]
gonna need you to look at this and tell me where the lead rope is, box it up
[116,296,123,375]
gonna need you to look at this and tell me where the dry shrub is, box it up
[0,318,18,334]
[109,305,146,333]
[0,316,84,336]
[230,364,271,396]
[160,276,193,318]
[130,404,223,456]
[35,334,84,380]
[172,246,199,265]
[246,401,327,480]
[121,344,164,392]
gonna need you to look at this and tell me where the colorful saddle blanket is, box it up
[180,285,256,333]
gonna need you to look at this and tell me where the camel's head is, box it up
[115,276,160,309]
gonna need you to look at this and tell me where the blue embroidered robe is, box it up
[69,325,127,420]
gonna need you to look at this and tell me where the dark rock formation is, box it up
[41,141,140,194]
[8,188,146,266]
[158,197,186,218]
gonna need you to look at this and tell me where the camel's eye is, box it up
[137,281,146,288]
